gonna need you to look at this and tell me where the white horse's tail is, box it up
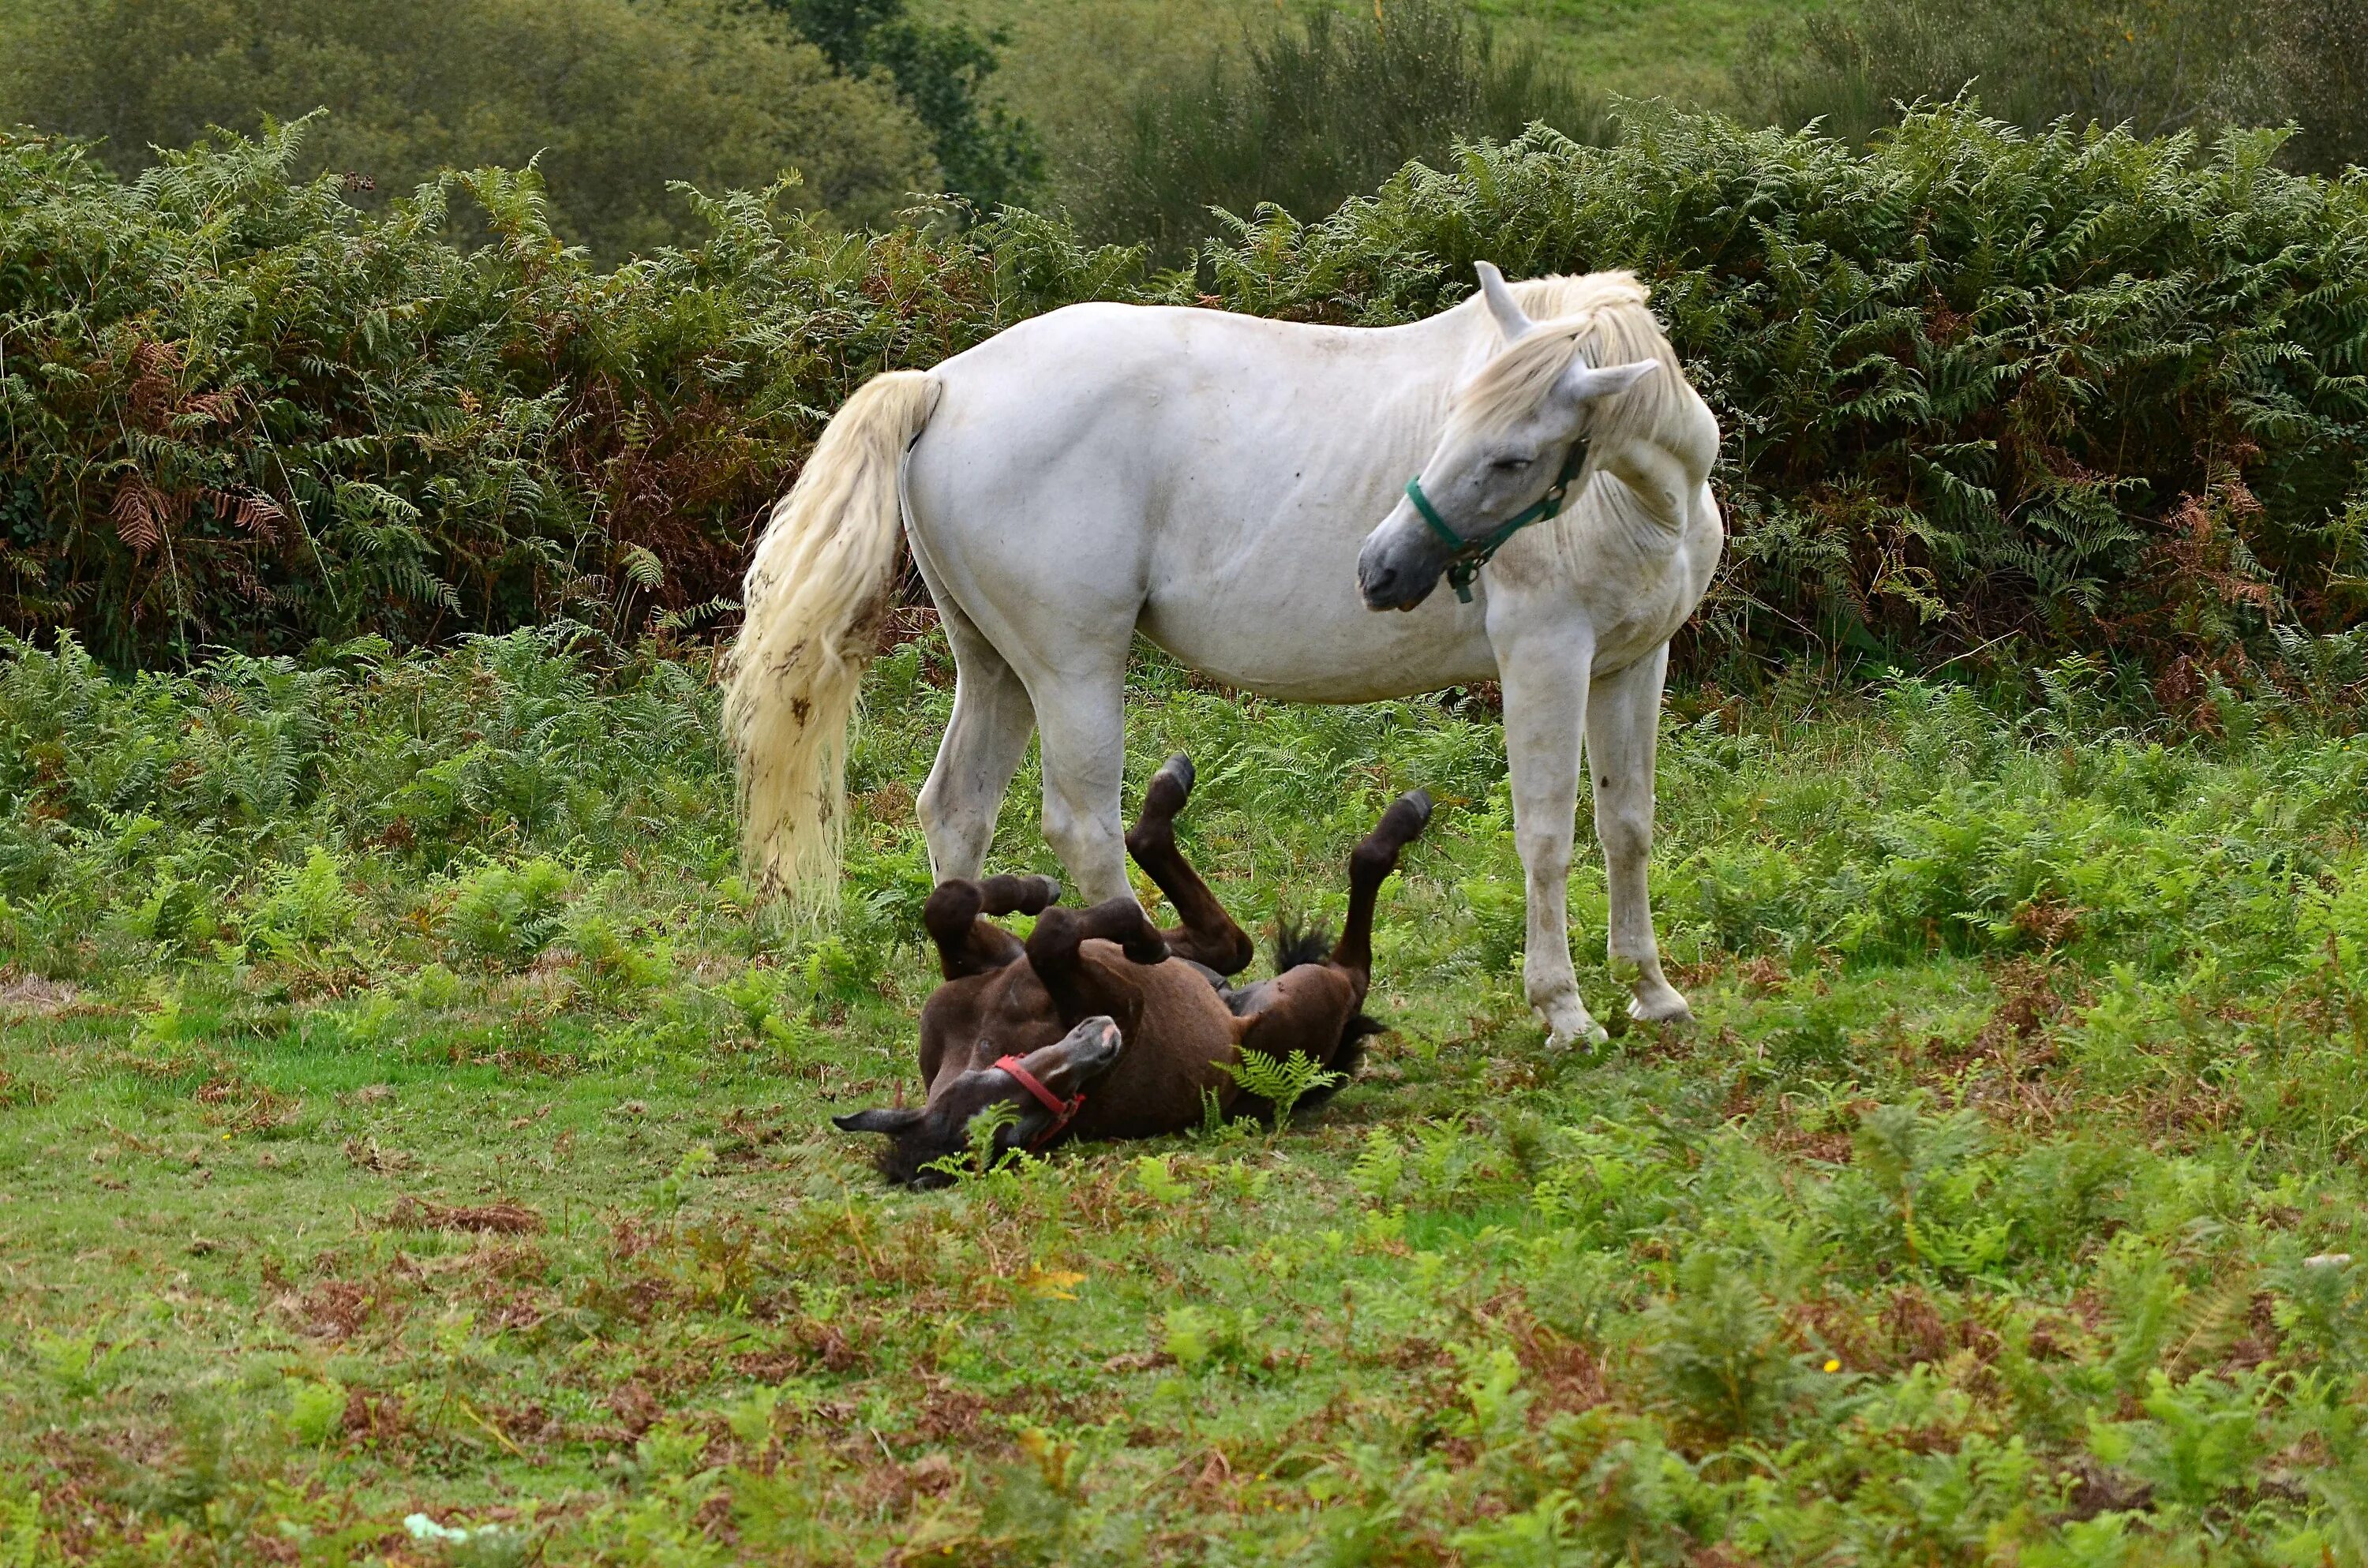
[725,369,940,911]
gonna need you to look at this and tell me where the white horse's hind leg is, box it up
[1028,656,1136,906]
[917,607,1036,883]
[1496,627,1606,1050]
[1588,644,1689,1024]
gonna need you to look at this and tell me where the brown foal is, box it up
[834,755,1431,1186]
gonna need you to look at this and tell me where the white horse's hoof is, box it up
[1536,997,1606,1051]
[1628,984,1692,1025]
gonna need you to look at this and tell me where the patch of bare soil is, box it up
[0,972,81,1017]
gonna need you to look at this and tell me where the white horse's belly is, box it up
[1140,582,1499,702]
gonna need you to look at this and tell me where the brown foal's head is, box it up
[834,1015,1125,1188]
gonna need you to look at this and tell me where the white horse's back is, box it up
[910,300,1500,702]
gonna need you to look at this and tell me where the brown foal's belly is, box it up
[1069,943,1242,1139]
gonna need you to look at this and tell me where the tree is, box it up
[1069,0,1605,260]
[773,0,1042,211]
[0,0,941,257]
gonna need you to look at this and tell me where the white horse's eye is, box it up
[1493,456,1533,472]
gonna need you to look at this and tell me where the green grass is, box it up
[6,630,2368,1562]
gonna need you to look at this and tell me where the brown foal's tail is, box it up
[1331,790,1432,980]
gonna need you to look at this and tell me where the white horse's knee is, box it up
[1041,798,1128,899]
[1598,816,1651,869]
[919,777,991,877]
[1593,773,1654,852]
[1515,829,1572,888]
[917,772,976,839]
[916,772,951,835]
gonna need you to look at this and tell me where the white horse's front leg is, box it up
[1588,643,1688,1024]
[1497,629,1604,1050]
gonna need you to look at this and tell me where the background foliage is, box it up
[0,0,949,258]
[0,120,1138,666]
[1066,0,1608,260]
[1739,0,2368,174]
[770,0,1043,212]
[4,106,2362,685]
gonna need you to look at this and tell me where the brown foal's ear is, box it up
[834,1107,925,1135]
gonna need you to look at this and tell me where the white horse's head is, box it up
[1357,262,1660,612]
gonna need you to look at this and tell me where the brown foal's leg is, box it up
[1124,754,1256,976]
[1025,897,1168,1025]
[923,874,1062,980]
[1328,791,1433,986]
[1224,791,1432,1119]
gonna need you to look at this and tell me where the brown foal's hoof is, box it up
[1143,754,1196,818]
[1385,789,1433,841]
[1017,874,1062,913]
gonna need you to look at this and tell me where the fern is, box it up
[1223,1048,1344,1131]
[919,1101,1025,1184]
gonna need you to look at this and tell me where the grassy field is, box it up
[4,628,2368,1564]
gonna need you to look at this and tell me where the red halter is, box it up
[995,1055,1085,1151]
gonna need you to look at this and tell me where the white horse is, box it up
[727,264,1722,1046]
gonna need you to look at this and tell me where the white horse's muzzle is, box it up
[1355,506,1452,612]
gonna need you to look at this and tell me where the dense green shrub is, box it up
[1201,108,2368,677]
[0,0,945,257]
[1066,0,1608,260]
[3,105,2364,676]
[0,121,1139,664]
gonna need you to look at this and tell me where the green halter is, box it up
[1403,439,1590,604]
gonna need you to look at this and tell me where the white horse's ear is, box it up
[1553,357,1658,406]
[1474,262,1534,342]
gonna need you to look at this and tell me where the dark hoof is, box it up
[1144,754,1196,815]
[1019,875,1062,913]
[1380,790,1432,844]
[1122,933,1172,967]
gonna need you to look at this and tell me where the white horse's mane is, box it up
[1449,271,1690,452]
